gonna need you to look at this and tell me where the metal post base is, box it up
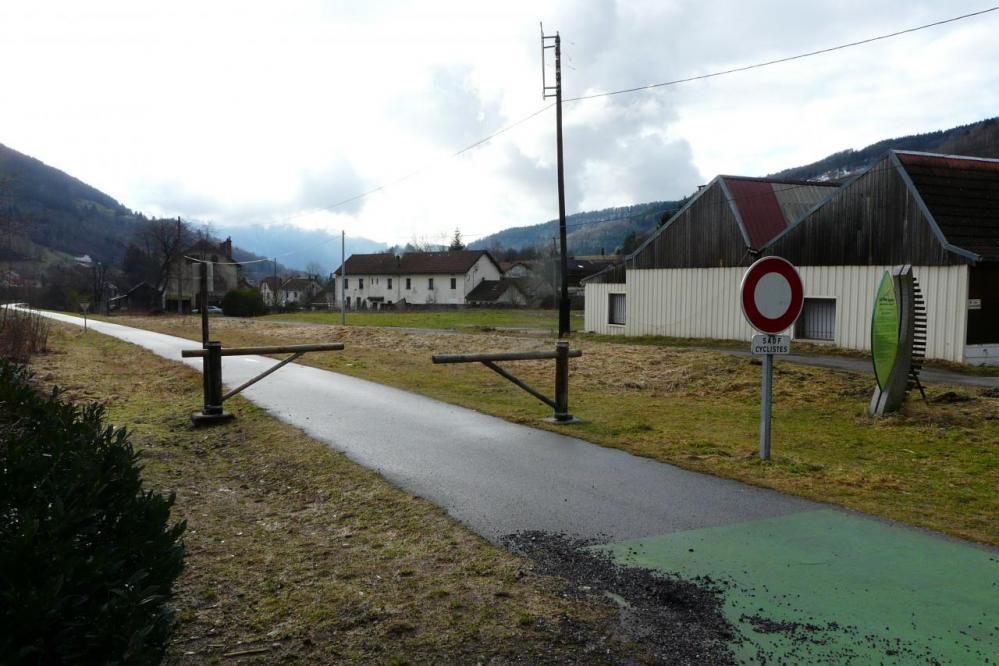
[190,410,235,426]
[544,415,581,425]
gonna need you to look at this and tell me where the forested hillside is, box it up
[771,117,999,181]
[469,200,682,255]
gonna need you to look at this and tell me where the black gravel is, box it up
[504,531,737,665]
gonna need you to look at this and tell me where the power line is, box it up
[565,6,999,102]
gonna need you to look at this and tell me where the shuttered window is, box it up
[795,298,836,341]
[608,293,626,325]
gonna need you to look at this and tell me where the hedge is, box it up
[222,288,266,317]
[0,362,186,665]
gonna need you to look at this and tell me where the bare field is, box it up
[103,314,999,545]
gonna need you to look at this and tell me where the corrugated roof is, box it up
[895,151,999,261]
[722,177,839,249]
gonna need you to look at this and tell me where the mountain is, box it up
[770,117,999,181]
[469,201,683,255]
[208,223,388,275]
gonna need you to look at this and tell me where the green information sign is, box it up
[871,272,900,391]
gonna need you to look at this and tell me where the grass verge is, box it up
[261,308,583,333]
[88,315,999,546]
[30,324,646,665]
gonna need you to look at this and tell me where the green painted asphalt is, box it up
[603,509,999,664]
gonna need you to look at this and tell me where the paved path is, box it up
[36,311,999,664]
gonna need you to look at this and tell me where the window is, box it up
[608,293,626,325]
[388,278,393,289]
[405,278,411,290]
[358,278,364,289]
[343,278,348,289]
[428,278,434,289]
[795,298,836,341]
[450,277,457,289]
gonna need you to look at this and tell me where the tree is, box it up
[139,218,194,294]
[448,228,465,252]
[305,261,324,277]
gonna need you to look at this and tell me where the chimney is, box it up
[220,236,233,259]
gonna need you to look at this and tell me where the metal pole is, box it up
[272,258,277,308]
[200,262,209,346]
[340,230,347,325]
[760,353,773,460]
[554,33,570,338]
[554,340,571,421]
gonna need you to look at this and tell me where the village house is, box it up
[333,250,502,309]
[583,150,999,364]
[258,276,281,307]
[278,276,324,307]
[163,237,241,312]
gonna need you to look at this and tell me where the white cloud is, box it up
[1,0,997,248]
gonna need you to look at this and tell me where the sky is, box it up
[2,1,998,248]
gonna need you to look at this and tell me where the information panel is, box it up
[871,271,900,391]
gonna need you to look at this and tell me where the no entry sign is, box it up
[740,256,804,334]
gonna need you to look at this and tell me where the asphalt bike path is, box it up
[37,311,999,664]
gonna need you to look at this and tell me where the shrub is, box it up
[222,288,266,317]
[0,306,49,363]
[0,362,186,665]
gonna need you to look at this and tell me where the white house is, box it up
[278,276,324,307]
[333,250,503,309]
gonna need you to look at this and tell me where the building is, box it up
[465,279,529,306]
[109,281,159,313]
[584,175,839,339]
[583,152,999,365]
[258,276,281,307]
[278,276,324,307]
[333,250,502,309]
[163,237,241,312]
[763,150,999,364]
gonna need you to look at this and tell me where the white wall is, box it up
[584,265,969,362]
[333,256,502,307]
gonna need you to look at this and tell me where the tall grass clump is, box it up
[0,306,49,362]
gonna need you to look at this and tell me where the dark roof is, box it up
[336,250,498,276]
[466,279,523,302]
[895,151,999,261]
[281,276,320,291]
[720,176,840,249]
[260,276,281,291]
[399,250,496,274]
[336,253,399,276]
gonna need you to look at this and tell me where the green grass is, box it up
[89,315,999,545]
[31,324,642,664]
[262,308,584,332]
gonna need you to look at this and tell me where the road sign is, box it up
[740,257,804,462]
[751,334,791,355]
[740,256,804,334]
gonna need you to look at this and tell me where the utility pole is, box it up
[272,258,277,308]
[340,230,347,326]
[542,23,570,337]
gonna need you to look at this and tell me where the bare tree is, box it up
[305,261,324,277]
[140,217,194,293]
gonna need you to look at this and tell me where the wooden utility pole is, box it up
[542,24,570,337]
[340,230,347,325]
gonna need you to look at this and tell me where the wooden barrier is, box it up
[433,341,581,422]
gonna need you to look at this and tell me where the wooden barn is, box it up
[583,175,839,340]
[583,151,999,365]
[763,150,999,364]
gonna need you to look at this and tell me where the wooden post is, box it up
[199,262,209,346]
[204,341,224,415]
[554,340,571,421]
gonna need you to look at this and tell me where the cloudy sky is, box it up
[2,1,998,247]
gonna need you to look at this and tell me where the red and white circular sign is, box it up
[740,256,804,334]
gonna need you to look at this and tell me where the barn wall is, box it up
[583,282,627,335]
[608,265,967,362]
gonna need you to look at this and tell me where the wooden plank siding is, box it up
[766,155,968,267]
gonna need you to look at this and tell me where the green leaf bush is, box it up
[222,288,266,317]
[0,362,186,665]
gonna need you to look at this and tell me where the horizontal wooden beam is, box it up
[182,343,344,358]
[432,349,581,364]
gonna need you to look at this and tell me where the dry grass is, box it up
[30,324,644,665]
[0,306,49,362]
[103,314,999,546]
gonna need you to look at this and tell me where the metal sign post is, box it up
[79,302,90,332]
[740,257,804,461]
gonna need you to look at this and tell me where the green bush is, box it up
[222,288,266,317]
[0,362,186,665]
